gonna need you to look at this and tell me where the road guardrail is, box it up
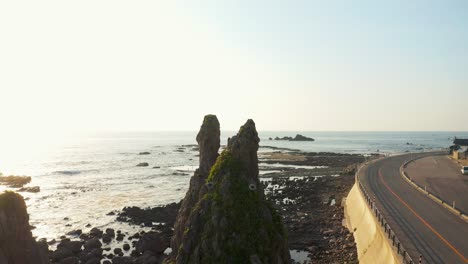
[400,153,468,223]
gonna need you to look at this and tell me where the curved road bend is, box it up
[360,153,468,264]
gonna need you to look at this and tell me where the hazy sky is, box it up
[1,1,467,135]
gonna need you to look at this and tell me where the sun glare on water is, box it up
[0,129,74,176]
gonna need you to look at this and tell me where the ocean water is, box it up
[0,131,466,242]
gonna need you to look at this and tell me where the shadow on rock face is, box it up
[0,191,49,264]
[171,115,221,259]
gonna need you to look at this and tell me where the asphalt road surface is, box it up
[360,153,468,264]
[405,155,468,215]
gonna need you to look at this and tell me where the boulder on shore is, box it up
[136,232,166,254]
[342,164,358,175]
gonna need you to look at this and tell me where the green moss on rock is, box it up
[181,150,287,263]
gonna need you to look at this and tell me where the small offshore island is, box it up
[270,134,315,142]
[0,115,365,264]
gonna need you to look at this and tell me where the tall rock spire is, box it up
[170,115,220,257]
[173,119,290,264]
[196,115,221,175]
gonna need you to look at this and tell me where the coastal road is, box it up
[360,152,468,264]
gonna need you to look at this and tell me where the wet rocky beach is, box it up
[266,175,358,263]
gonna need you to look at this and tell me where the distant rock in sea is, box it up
[139,152,151,155]
[0,191,49,263]
[274,134,315,141]
[136,162,149,167]
[170,116,290,263]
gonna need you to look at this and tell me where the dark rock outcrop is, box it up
[0,176,31,188]
[136,232,166,254]
[171,115,220,257]
[18,186,40,193]
[274,134,315,141]
[0,191,49,264]
[117,202,179,227]
[56,239,83,255]
[173,119,290,263]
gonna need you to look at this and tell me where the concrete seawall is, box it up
[345,183,399,264]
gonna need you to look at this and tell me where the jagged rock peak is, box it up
[227,119,260,181]
[0,191,49,264]
[196,114,220,175]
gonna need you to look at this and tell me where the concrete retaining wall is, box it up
[345,183,399,264]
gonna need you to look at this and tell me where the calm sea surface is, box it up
[0,131,466,242]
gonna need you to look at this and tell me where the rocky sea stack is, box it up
[0,191,48,264]
[171,114,221,256]
[170,116,290,264]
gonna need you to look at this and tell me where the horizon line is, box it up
[66,130,468,133]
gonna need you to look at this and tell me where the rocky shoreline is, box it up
[0,148,371,264]
[266,175,357,263]
[32,147,369,264]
